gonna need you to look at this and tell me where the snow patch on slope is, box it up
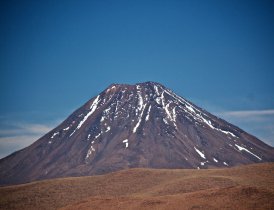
[154,85,161,96]
[63,126,70,131]
[70,95,100,137]
[123,139,128,148]
[133,104,147,133]
[85,145,95,160]
[133,86,147,133]
[235,144,262,160]
[223,162,228,166]
[51,132,59,139]
[77,95,100,129]
[194,147,206,159]
[145,105,151,121]
[105,126,111,132]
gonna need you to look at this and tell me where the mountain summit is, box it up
[1,81,273,185]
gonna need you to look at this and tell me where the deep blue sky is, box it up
[0,0,274,157]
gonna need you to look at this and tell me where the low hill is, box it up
[0,163,274,210]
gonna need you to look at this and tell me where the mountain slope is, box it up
[0,81,273,185]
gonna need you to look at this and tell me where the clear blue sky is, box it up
[0,0,274,158]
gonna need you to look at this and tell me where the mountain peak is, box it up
[0,82,273,185]
[105,81,164,91]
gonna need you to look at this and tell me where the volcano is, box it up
[0,81,273,185]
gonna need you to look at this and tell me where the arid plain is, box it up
[0,163,274,210]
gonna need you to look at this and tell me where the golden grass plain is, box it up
[0,163,274,210]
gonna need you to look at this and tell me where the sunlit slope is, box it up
[0,163,274,210]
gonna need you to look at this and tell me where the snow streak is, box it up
[70,95,100,137]
[194,147,206,159]
[235,144,262,160]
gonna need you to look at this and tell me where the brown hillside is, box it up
[0,163,274,210]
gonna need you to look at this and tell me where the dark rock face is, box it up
[0,81,273,185]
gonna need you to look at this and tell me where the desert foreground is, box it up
[0,163,274,210]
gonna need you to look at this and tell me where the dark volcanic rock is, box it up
[0,81,273,185]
